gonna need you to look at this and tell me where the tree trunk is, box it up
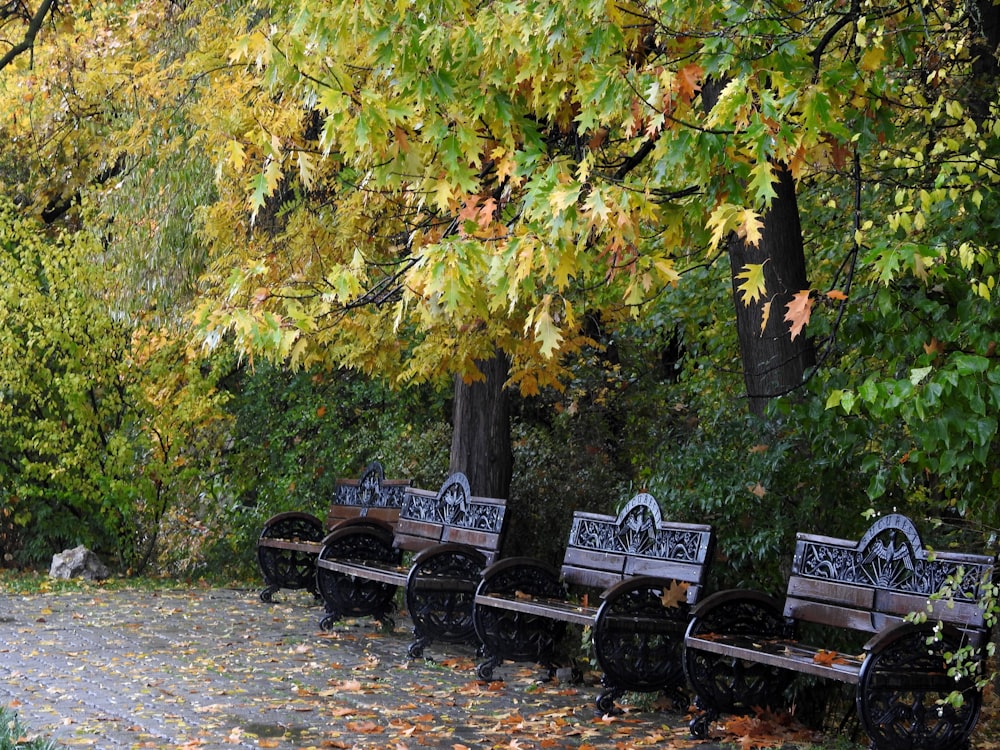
[701,79,815,417]
[727,165,816,417]
[448,351,513,499]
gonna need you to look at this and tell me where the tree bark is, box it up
[702,79,815,417]
[727,165,816,417]
[448,350,513,499]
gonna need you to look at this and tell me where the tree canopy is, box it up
[1,0,999,566]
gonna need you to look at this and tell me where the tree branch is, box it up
[0,0,55,71]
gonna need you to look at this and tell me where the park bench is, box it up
[473,493,715,713]
[255,461,410,602]
[314,472,508,658]
[683,513,997,750]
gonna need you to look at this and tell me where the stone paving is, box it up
[0,586,729,749]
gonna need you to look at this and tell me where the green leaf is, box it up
[952,353,989,376]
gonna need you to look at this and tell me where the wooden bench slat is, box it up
[873,589,988,628]
[396,519,445,541]
[561,565,624,590]
[562,547,627,576]
[783,597,885,632]
[316,556,409,587]
[258,539,322,554]
[442,527,501,549]
[474,592,600,626]
[685,632,863,684]
[624,557,708,583]
[785,576,875,609]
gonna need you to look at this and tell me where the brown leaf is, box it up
[660,580,690,608]
[813,649,838,666]
[784,290,814,341]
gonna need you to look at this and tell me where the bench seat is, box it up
[473,493,714,713]
[683,513,996,750]
[256,461,409,601]
[315,472,507,659]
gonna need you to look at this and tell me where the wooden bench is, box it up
[472,493,715,713]
[255,461,410,602]
[683,513,996,750]
[314,472,508,658]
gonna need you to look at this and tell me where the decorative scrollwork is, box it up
[330,461,407,510]
[570,493,709,563]
[683,595,789,716]
[406,547,486,656]
[857,626,982,750]
[315,527,401,627]
[474,561,567,677]
[795,514,991,604]
[257,512,324,598]
[593,580,690,698]
[401,473,504,532]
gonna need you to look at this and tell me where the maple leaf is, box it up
[924,337,946,356]
[739,209,765,247]
[457,199,482,237]
[813,649,838,666]
[783,290,814,340]
[660,580,690,608]
[759,300,772,335]
[735,263,767,306]
[676,63,703,102]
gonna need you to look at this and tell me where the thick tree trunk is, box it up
[448,351,513,499]
[727,165,816,417]
[702,80,815,417]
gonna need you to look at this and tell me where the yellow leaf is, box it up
[433,179,455,212]
[739,209,765,247]
[226,140,246,173]
[706,203,740,251]
[759,299,772,335]
[736,263,767,306]
[529,297,563,358]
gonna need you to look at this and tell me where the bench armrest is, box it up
[322,515,394,538]
[480,556,560,582]
[599,575,698,604]
[863,619,988,654]
[688,587,782,618]
[411,541,488,569]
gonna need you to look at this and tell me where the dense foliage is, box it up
[0,0,996,697]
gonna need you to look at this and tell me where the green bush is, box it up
[197,363,451,580]
[0,707,59,750]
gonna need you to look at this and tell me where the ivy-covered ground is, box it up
[0,584,854,750]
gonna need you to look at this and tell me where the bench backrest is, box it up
[394,472,507,564]
[325,461,411,527]
[786,513,996,635]
[560,493,714,603]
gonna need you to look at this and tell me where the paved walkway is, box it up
[0,586,735,749]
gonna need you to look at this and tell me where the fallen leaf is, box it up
[660,580,690,608]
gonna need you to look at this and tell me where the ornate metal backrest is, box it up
[568,493,712,565]
[793,513,995,618]
[331,461,407,509]
[400,472,506,533]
